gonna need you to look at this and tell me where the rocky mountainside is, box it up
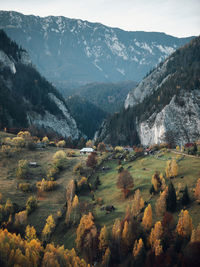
[66,95,107,139]
[70,81,137,114]
[0,30,79,139]
[0,11,194,88]
[96,36,200,146]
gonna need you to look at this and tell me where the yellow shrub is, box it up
[16,160,29,179]
[42,136,49,144]
[12,137,25,147]
[17,131,31,139]
[115,146,123,152]
[37,179,57,191]
[56,140,66,147]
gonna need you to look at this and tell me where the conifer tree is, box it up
[166,182,176,212]
[165,159,178,178]
[25,225,37,242]
[102,247,111,267]
[149,221,163,250]
[99,225,109,252]
[176,209,193,238]
[194,178,200,201]
[181,186,190,206]
[131,189,145,217]
[190,223,200,242]
[122,220,132,249]
[133,238,144,258]
[142,204,152,231]
[156,187,168,217]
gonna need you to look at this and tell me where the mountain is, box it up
[0,11,194,89]
[66,95,107,139]
[0,30,79,139]
[95,36,200,146]
[70,81,137,114]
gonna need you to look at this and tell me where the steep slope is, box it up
[0,30,79,139]
[66,95,107,139]
[72,81,137,114]
[96,36,200,146]
[0,11,193,88]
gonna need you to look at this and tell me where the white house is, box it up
[80,147,94,154]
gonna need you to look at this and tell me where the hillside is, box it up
[1,131,200,266]
[66,95,107,138]
[0,30,79,139]
[96,36,200,146]
[0,11,194,89]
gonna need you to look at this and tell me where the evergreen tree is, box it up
[181,186,190,206]
[166,182,177,212]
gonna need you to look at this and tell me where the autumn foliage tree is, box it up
[86,152,97,169]
[42,215,55,242]
[117,170,134,198]
[155,187,168,217]
[131,189,144,217]
[149,221,163,253]
[76,212,98,263]
[176,209,193,238]
[165,159,178,178]
[142,204,152,231]
[191,223,200,242]
[194,178,200,202]
[99,225,109,252]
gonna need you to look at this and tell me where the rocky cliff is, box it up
[96,36,200,146]
[0,30,79,139]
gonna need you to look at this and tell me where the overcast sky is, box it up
[1,0,199,37]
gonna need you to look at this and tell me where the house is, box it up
[80,147,94,154]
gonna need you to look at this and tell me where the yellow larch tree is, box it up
[131,189,145,217]
[99,225,109,252]
[102,247,111,267]
[154,239,163,256]
[165,159,178,178]
[190,223,200,242]
[176,209,193,238]
[42,214,55,241]
[155,187,168,217]
[149,221,163,250]
[133,238,144,258]
[142,204,152,231]
[122,220,132,249]
[194,178,200,202]
[25,225,37,242]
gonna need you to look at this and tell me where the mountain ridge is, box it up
[0,10,194,89]
[95,36,200,146]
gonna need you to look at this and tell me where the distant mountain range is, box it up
[96,36,200,146]
[0,30,79,139]
[0,11,194,90]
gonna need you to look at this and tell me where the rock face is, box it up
[0,11,193,88]
[138,91,200,146]
[96,36,200,146]
[0,30,79,139]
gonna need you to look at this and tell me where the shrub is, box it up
[56,140,66,147]
[73,162,84,175]
[12,137,25,147]
[15,210,27,226]
[37,179,57,192]
[26,196,37,215]
[78,177,90,192]
[16,160,29,179]
[115,146,123,152]
[67,150,76,157]
[53,150,67,170]
[1,145,12,157]
[17,131,31,139]
[42,136,49,145]
[46,165,59,180]
[18,183,33,192]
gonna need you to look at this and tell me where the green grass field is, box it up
[0,134,200,250]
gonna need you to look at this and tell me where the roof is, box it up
[80,148,94,152]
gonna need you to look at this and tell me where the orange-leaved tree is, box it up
[117,170,134,198]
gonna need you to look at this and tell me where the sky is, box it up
[0,0,199,37]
